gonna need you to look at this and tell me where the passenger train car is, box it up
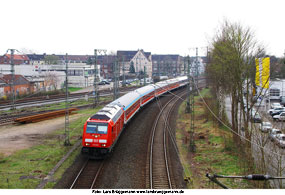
[81,76,188,158]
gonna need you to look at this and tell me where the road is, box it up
[225,97,285,188]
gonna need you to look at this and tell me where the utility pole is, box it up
[183,56,186,76]
[113,57,120,100]
[195,47,199,78]
[185,55,191,113]
[10,49,16,110]
[189,48,200,152]
[185,53,195,151]
[189,73,196,152]
[158,57,160,78]
[144,66,146,86]
[93,49,99,108]
[122,56,126,87]
[64,53,71,146]
[93,49,107,108]
[139,56,142,86]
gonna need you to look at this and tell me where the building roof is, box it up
[117,50,151,62]
[117,51,138,61]
[2,74,30,85]
[143,52,151,59]
[3,54,29,61]
[28,54,92,62]
[152,55,179,61]
[56,55,90,62]
[27,54,46,61]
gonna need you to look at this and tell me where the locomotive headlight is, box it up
[86,143,90,146]
[101,144,106,147]
[99,139,107,143]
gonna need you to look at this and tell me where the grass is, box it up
[176,88,253,189]
[0,107,101,189]
[68,87,83,92]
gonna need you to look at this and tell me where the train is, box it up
[81,76,189,158]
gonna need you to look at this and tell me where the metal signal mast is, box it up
[64,53,71,146]
[113,57,120,100]
[93,49,107,108]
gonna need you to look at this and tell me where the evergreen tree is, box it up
[129,61,135,73]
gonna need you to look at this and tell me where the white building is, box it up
[117,50,152,77]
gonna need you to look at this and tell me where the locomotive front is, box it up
[81,119,113,157]
[81,104,124,158]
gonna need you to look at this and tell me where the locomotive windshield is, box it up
[86,122,108,134]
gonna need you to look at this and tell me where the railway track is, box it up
[147,89,187,189]
[0,100,112,126]
[70,159,104,189]
[0,110,52,126]
[0,86,138,110]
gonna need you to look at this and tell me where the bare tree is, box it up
[44,72,60,91]
[207,20,266,141]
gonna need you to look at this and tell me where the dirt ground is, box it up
[0,114,82,157]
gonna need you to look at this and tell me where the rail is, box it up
[149,89,187,189]
[14,108,78,124]
[70,159,104,189]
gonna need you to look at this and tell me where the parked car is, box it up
[271,108,285,117]
[268,107,284,115]
[98,80,110,85]
[271,102,282,109]
[269,128,282,142]
[275,134,285,148]
[251,110,262,123]
[98,81,106,85]
[259,122,272,133]
[102,80,110,85]
[269,107,285,116]
[273,112,285,121]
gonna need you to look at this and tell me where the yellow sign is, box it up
[255,57,270,89]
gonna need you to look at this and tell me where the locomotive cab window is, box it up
[98,125,108,134]
[86,122,108,134]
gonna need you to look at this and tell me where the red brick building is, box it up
[0,74,34,97]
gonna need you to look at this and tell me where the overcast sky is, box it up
[1,0,285,57]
